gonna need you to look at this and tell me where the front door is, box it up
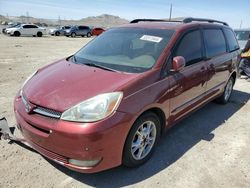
[168,29,208,122]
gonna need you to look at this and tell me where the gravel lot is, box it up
[0,33,249,188]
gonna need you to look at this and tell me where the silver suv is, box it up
[64,25,92,37]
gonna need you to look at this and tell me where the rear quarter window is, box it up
[204,29,227,58]
[224,28,239,52]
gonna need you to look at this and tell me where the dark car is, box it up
[49,26,72,36]
[2,17,240,173]
[91,27,105,36]
[64,25,91,37]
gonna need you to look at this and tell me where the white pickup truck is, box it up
[5,24,46,37]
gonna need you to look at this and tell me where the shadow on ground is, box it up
[43,89,250,187]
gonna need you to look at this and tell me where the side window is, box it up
[204,29,227,58]
[79,26,89,30]
[224,29,239,52]
[175,30,203,66]
[30,25,38,28]
[23,25,30,29]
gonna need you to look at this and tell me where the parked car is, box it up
[49,26,72,36]
[4,17,239,173]
[91,27,105,36]
[64,25,91,37]
[5,24,46,37]
[234,29,250,49]
[2,23,21,34]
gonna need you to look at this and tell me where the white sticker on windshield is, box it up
[140,35,163,43]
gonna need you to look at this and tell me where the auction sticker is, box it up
[140,35,163,43]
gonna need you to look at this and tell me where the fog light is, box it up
[68,158,101,167]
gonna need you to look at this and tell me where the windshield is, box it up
[73,27,174,73]
[235,30,250,41]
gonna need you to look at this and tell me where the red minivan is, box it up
[7,18,240,173]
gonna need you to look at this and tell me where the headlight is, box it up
[22,70,38,88]
[61,92,123,122]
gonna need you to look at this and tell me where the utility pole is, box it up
[58,15,61,26]
[26,11,29,23]
[239,20,243,29]
[169,3,172,21]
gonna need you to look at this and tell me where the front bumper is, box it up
[5,96,133,173]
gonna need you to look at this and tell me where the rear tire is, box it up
[87,32,91,37]
[14,31,20,37]
[37,32,43,37]
[216,76,234,104]
[123,112,161,167]
[55,31,60,36]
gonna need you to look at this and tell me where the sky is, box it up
[0,0,249,29]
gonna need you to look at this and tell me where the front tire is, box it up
[216,76,234,104]
[55,31,60,36]
[14,31,20,37]
[123,112,161,167]
[71,32,76,37]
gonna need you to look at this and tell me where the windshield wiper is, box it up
[83,63,117,72]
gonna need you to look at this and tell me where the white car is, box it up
[5,24,46,37]
[234,29,250,49]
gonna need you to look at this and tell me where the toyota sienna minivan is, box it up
[12,18,240,173]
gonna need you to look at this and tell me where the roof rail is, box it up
[130,19,182,24]
[130,17,229,26]
[183,17,229,26]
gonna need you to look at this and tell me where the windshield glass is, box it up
[73,27,174,73]
[235,30,250,41]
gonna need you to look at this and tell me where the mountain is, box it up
[2,14,129,28]
[0,15,10,23]
[79,14,129,27]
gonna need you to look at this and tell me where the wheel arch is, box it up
[230,71,237,84]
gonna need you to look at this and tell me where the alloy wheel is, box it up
[131,120,157,160]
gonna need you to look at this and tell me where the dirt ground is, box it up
[0,33,249,188]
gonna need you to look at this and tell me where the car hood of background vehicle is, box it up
[6,28,16,31]
[23,59,140,112]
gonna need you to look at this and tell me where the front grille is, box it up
[21,92,62,119]
[29,141,68,164]
[33,106,62,119]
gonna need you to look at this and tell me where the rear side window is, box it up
[204,29,227,58]
[175,30,203,66]
[224,29,239,52]
[30,25,38,28]
[79,26,89,30]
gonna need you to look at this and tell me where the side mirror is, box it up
[172,56,186,72]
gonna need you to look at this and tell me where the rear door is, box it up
[169,29,208,122]
[78,26,88,35]
[202,28,231,96]
[30,25,38,35]
[22,25,32,35]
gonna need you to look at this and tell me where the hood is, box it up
[6,28,17,31]
[23,59,140,112]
